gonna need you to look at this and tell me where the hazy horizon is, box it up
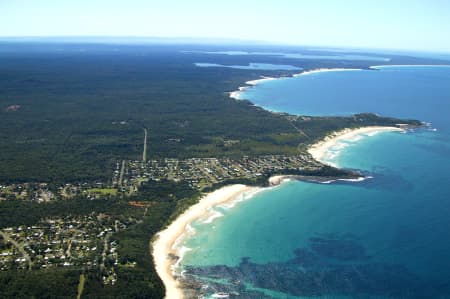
[1,0,450,53]
[2,36,450,57]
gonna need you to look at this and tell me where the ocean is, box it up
[180,66,450,298]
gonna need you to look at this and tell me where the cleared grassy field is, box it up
[87,188,118,196]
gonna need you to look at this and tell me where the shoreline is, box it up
[293,67,363,77]
[370,64,450,69]
[308,126,404,165]
[154,66,418,298]
[152,184,259,299]
[229,64,450,101]
[229,76,277,100]
[229,68,362,100]
[152,126,406,298]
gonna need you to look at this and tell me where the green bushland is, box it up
[0,43,422,183]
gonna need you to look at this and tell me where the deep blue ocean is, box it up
[181,66,450,298]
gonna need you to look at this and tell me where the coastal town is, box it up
[0,152,327,288]
[1,153,324,202]
[2,120,410,297]
[114,154,324,191]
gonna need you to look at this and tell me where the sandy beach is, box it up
[268,175,293,186]
[229,77,276,100]
[229,77,277,100]
[152,184,258,299]
[229,69,362,100]
[245,76,276,86]
[294,68,362,77]
[229,86,248,100]
[308,126,404,164]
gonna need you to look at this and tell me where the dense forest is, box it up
[0,43,428,183]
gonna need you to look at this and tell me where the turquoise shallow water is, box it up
[181,66,450,298]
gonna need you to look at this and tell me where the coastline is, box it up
[152,126,407,298]
[308,126,404,165]
[370,64,450,69]
[148,63,447,298]
[229,76,277,100]
[154,67,416,298]
[245,76,277,86]
[229,64,450,101]
[229,68,362,100]
[293,67,362,77]
[152,184,259,299]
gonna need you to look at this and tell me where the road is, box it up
[76,274,86,299]
[143,128,148,162]
[100,232,112,272]
[0,231,32,270]
[118,160,125,188]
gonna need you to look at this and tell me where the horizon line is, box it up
[0,36,449,55]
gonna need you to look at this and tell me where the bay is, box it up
[181,66,450,298]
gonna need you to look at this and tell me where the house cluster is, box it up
[0,214,134,284]
[0,183,55,202]
[1,154,323,201]
[0,181,112,202]
[116,154,323,190]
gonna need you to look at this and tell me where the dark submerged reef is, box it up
[184,234,443,298]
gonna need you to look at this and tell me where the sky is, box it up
[1,0,450,53]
